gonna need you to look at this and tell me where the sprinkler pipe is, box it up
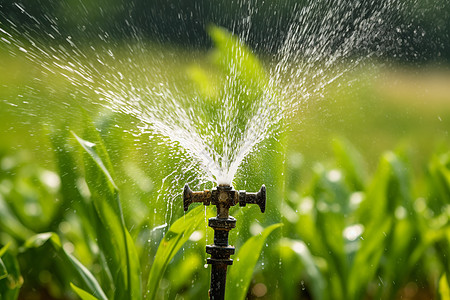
[183,184,266,300]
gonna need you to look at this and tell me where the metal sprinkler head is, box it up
[183,184,266,215]
[183,183,266,300]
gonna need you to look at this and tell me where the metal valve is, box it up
[183,184,211,211]
[238,185,266,213]
[183,184,266,214]
[183,182,267,300]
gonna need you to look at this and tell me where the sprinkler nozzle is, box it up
[238,185,266,213]
[183,184,266,214]
[183,183,267,300]
[183,184,211,211]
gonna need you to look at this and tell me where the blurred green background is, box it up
[1,1,450,300]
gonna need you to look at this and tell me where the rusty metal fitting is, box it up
[183,184,211,211]
[238,185,266,213]
[182,182,267,300]
[183,184,266,215]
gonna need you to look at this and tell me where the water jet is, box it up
[183,183,266,299]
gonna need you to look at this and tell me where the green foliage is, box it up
[0,244,21,300]
[226,223,282,300]
[23,232,107,300]
[279,238,325,300]
[146,205,213,300]
[73,126,141,300]
[283,139,450,299]
[187,25,276,158]
[0,121,449,299]
[70,284,100,300]
[0,22,449,300]
[439,274,450,300]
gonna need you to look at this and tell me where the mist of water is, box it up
[0,0,423,192]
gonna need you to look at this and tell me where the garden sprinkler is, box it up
[183,184,266,300]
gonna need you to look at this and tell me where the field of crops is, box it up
[1,37,450,299]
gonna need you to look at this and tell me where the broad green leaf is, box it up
[146,205,213,300]
[428,153,450,212]
[307,166,350,292]
[439,273,450,300]
[0,258,7,281]
[49,127,87,228]
[332,138,366,191]
[23,232,108,300]
[125,229,142,300]
[278,238,325,300]
[0,244,9,281]
[225,223,282,300]
[74,125,142,300]
[71,283,101,300]
[0,193,34,242]
[347,217,392,300]
[208,25,267,89]
[205,25,276,149]
[50,127,100,276]
[0,248,21,300]
[0,243,9,257]
[361,152,412,222]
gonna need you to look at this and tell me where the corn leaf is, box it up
[347,217,392,299]
[0,260,6,281]
[71,283,101,300]
[332,138,366,191]
[278,238,325,300]
[74,125,142,300]
[0,244,10,281]
[146,205,212,300]
[225,223,282,300]
[23,232,108,300]
[0,193,34,242]
[439,273,450,300]
[49,127,86,227]
[0,248,21,300]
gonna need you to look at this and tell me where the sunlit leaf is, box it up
[50,127,86,227]
[347,217,392,299]
[439,273,450,300]
[278,238,325,300]
[332,138,366,191]
[0,246,21,300]
[225,223,282,300]
[146,205,213,300]
[23,232,108,300]
[74,122,142,300]
[71,283,101,300]
[0,243,10,281]
[0,193,34,242]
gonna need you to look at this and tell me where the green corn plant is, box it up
[225,223,282,300]
[46,117,277,300]
[187,25,285,298]
[282,139,450,299]
[0,243,21,300]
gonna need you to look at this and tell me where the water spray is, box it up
[183,184,266,300]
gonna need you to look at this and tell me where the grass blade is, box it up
[347,217,392,299]
[225,223,282,300]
